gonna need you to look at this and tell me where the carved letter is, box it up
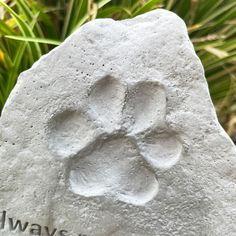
[0,211,6,229]
[44,226,57,236]
[30,224,42,235]
[59,229,68,236]
[8,218,29,232]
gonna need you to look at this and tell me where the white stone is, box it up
[0,9,236,236]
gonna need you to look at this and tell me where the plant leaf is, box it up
[5,35,61,45]
[204,46,229,59]
[0,1,42,60]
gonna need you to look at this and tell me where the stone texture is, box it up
[0,9,236,236]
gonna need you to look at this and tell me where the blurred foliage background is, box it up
[0,0,236,142]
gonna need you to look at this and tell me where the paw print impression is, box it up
[48,76,183,205]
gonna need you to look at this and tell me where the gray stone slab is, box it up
[0,9,236,236]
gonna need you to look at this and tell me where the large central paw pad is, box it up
[48,76,182,205]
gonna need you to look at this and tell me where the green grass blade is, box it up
[69,0,86,31]
[15,0,32,22]
[6,42,27,98]
[204,46,229,59]
[0,1,42,60]
[61,0,75,39]
[166,0,175,10]
[97,0,112,9]
[195,0,224,22]
[205,52,236,71]
[173,0,191,19]
[97,6,132,18]
[72,0,111,32]
[200,2,236,26]
[208,66,236,82]
[133,0,161,16]
[0,20,16,35]
[5,35,61,45]
[15,0,49,52]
